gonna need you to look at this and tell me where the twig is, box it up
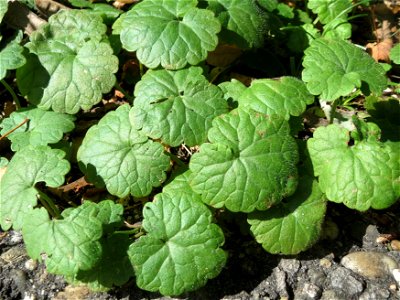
[0,118,29,141]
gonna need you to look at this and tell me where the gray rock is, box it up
[341,251,399,279]
[279,258,300,276]
[320,289,348,300]
[10,269,27,292]
[24,259,38,271]
[9,231,23,245]
[275,268,288,298]
[328,267,364,297]
[307,269,326,288]
[294,282,321,300]
[358,281,391,300]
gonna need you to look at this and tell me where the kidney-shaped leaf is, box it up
[22,202,104,276]
[132,67,228,146]
[129,191,227,296]
[302,38,387,101]
[0,107,75,151]
[17,10,118,114]
[0,146,70,230]
[78,104,170,198]
[0,33,26,81]
[238,76,314,119]
[119,0,220,69]
[189,109,299,213]
[207,0,268,49]
[248,173,327,255]
[308,124,400,211]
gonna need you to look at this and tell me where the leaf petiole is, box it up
[37,189,62,219]
[1,79,21,109]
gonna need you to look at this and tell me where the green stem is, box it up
[114,82,134,103]
[115,228,141,235]
[37,189,61,219]
[1,79,21,109]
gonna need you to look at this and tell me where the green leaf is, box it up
[119,0,220,69]
[323,19,351,40]
[218,78,246,105]
[390,43,400,64]
[0,33,26,81]
[307,0,352,24]
[17,10,118,114]
[0,0,8,24]
[248,173,327,255]
[307,124,400,210]
[22,203,103,276]
[206,0,268,49]
[0,146,70,230]
[302,38,387,101]
[238,76,314,119]
[78,105,170,198]
[190,109,299,213]
[0,107,75,151]
[74,232,133,291]
[129,191,227,296]
[132,67,228,146]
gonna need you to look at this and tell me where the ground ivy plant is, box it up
[0,0,399,297]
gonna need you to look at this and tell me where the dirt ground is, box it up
[0,202,399,300]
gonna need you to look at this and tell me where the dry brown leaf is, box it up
[207,44,242,67]
[366,38,393,62]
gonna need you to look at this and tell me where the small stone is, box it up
[341,251,399,279]
[389,284,397,290]
[307,269,326,288]
[391,240,400,251]
[24,259,38,271]
[274,269,288,298]
[294,283,321,300]
[359,281,391,300]
[393,269,400,285]
[320,289,347,300]
[319,258,332,268]
[10,231,23,244]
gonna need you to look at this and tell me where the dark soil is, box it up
[1,202,399,300]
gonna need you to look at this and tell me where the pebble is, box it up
[294,282,321,300]
[391,240,400,251]
[274,269,288,298]
[24,259,38,271]
[319,258,332,268]
[358,281,391,300]
[307,269,326,288]
[279,258,300,275]
[341,251,399,279]
[393,269,400,285]
[10,231,23,244]
[320,289,347,300]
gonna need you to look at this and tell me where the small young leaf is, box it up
[218,79,246,106]
[132,67,228,146]
[119,0,220,69]
[129,191,227,296]
[0,146,70,230]
[190,109,299,213]
[74,232,133,291]
[302,38,387,101]
[0,33,26,81]
[0,107,75,151]
[17,10,118,114]
[308,124,400,211]
[390,43,400,64]
[22,203,103,276]
[248,174,327,255]
[78,105,170,198]
[307,0,352,24]
[238,76,314,119]
[207,0,268,49]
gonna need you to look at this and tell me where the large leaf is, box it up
[307,123,400,211]
[0,146,70,230]
[17,10,118,114]
[0,107,75,151]
[238,76,314,119]
[189,109,299,213]
[129,191,227,296]
[206,0,268,49]
[78,104,170,198]
[302,38,387,101]
[0,33,26,81]
[22,203,103,276]
[119,0,220,69]
[248,173,327,255]
[132,67,228,146]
